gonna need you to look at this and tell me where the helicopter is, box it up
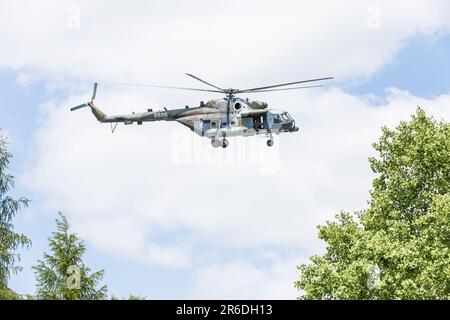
[70,74,333,148]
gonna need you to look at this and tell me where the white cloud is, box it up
[16,72,33,86]
[190,254,305,299]
[4,0,450,297]
[1,0,450,86]
[146,244,191,269]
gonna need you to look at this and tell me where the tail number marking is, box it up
[154,111,168,119]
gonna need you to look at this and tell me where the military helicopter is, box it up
[70,74,333,148]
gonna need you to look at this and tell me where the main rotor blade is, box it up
[108,82,223,93]
[244,85,325,93]
[237,77,334,93]
[70,103,88,111]
[185,73,226,92]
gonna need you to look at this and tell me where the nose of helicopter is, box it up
[287,119,299,132]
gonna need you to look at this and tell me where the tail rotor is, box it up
[70,83,98,111]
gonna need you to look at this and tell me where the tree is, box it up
[0,133,31,299]
[33,212,107,300]
[296,108,450,299]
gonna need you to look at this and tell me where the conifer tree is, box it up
[34,212,107,300]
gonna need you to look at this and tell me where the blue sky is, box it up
[347,34,450,98]
[2,1,450,299]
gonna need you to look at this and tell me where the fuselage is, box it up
[103,97,298,137]
[85,96,298,148]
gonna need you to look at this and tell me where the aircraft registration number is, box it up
[154,111,168,119]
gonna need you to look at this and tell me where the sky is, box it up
[1,0,450,299]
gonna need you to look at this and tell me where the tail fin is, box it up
[87,102,107,121]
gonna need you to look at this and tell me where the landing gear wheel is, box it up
[267,139,274,147]
[211,139,221,148]
[222,139,229,148]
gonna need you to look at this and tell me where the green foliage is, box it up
[0,133,31,291]
[33,212,108,300]
[0,288,22,300]
[296,108,450,300]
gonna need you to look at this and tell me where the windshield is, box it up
[281,112,292,121]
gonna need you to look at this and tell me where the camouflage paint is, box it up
[85,97,299,146]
